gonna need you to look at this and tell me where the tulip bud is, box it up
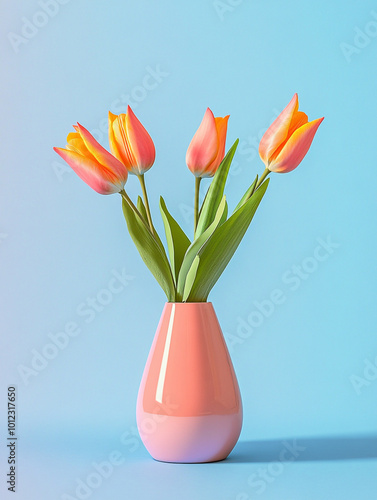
[108,106,155,176]
[259,94,324,173]
[186,108,229,178]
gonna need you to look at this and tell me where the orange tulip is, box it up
[259,94,324,173]
[54,124,128,194]
[186,108,229,178]
[108,106,156,175]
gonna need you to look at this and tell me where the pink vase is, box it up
[136,302,242,463]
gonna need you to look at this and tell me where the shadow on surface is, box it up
[226,435,377,463]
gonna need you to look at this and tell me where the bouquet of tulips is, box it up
[54,94,323,302]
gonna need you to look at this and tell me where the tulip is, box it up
[186,108,229,232]
[108,106,157,233]
[108,106,155,176]
[186,108,229,178]
[259,93,324,174]
[54,124,128,195]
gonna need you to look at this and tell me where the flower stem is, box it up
[256,167,270,189]
[138,174,154,234]
[194,176,201,233]
[120,188,140,216]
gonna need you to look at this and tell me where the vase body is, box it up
[136,302,242,463]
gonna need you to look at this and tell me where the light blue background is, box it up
[1,0,377,499]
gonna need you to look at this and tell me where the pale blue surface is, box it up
[1,0,377,499]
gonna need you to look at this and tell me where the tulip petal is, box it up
[108,111,117,126]
[269,117,324,173]
[66,132,97,160]
[269,111,309,163]
[186,108,219,176]
[53,147,124,194]
[206,115,229,177]
[67,132,80,142]
[108,111,124,163]
[111,114,136,169]
[76,123,128,180]
[125,106,156,174]
[288,111,308,135]
[259,93,299,164]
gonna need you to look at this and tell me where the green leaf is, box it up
[198,183,210,219]
[233,175,258,213]
[138,195,166,253]
[195,140,239,238]
[182,255,200,302]
[137,195,148,222]
[159,196,191,283]
[186,179,270,302]
[177,196,227,299]
[220,200,228,225]
[122,198,176,302]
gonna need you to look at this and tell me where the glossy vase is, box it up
[136,302,242,463]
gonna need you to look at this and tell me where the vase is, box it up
[136,302,242,463]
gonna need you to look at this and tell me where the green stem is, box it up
[119,189,141,217]
[138,174,154,234]
[256,167,270,189]
[194,176,201,233]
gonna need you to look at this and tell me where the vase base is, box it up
[137,410,242,463]
[151,454,228,464]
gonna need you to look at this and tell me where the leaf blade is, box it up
[159,196,191,283]
[233,175,258,213]
[122,198,176,301]
[195,139,239,238]
[138,195,166,253]
[137,195,148,222]
[182,255,200,302]
[177,196,227,298]
[187,179,270,301]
